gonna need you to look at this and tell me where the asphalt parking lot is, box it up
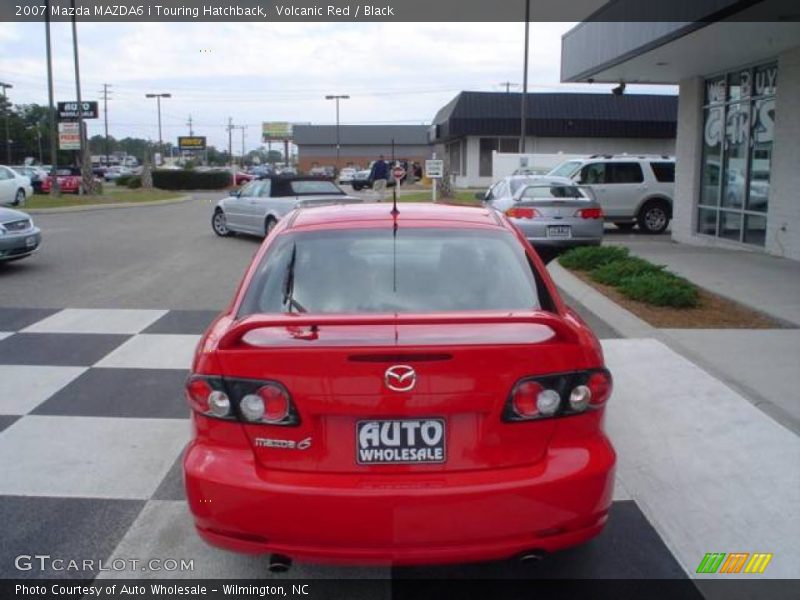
[0,196,793,593]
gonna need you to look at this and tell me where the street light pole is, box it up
[325,94,349,175]
[0,81,12,164]
[44,0,60,196]
[145,92,171,162]
[520,0,530,153]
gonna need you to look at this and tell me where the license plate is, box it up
[547,225,572,239]
[25,236,37,247]
[356,419,446,465]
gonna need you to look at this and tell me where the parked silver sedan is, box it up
[0,206,42,262]
[212,176,362,238]
[483,177,603,256]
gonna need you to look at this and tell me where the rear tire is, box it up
[14,189,25,206]
[264,216,277,237]
[212,209,234,237]
[637,199,670,234]
[614,222,635,231]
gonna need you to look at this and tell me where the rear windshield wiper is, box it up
[282,242,306,313]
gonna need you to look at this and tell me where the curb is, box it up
[23,194,193,214]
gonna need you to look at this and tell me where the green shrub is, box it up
[152,169,231,190]
[116,174,131,186]
[559,245,630,271]
[590,256,665,286]
[126,175,142,189]
[617,271,700,308]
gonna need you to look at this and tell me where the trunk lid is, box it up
[215,313,585,474]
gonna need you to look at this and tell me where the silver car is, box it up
[484,177,603,255]
[212,176,362,238]
[0,206,42,262]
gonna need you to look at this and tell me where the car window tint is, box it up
[258,180,272,197]
[520,185,588,200]
[289,180,344,195]
[548,160,582,178]
[608,163,644,184]
[650,162,675,183]
[0,167,11,179]
[581,163,606,184]
[241,182,259,196]
[239,228,540,315]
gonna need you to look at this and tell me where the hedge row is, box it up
[559,246,700,308]
[151,170,232,190]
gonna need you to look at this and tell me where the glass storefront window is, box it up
[698,62,776,247]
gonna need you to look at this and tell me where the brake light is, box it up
[503,369,612,422]
[575,207,604,219]
[505,207,541,219]
[186,375,300,426]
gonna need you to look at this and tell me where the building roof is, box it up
[431,91,678,141]
[293,125,429,146]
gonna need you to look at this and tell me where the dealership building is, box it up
[293,125,430,173]
[562,5,800,260]
[429,91,677,188]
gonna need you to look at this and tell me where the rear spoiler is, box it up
[217,312,578,349]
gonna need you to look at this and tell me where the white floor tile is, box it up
[0,365,87,414]
[0,416,189,499]
[99,500,390,580]
[0,332,12,341]
[23,309,167,334]
[95,334,200,370]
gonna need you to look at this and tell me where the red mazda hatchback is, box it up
[184,202,615,567]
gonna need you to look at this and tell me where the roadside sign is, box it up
[57,101,99,120]
[262,122,293,141]
[178,136,207,151]
[58,122,81,150]
[392,165,406,181]
[425,159,444,179]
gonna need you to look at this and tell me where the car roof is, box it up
[567,155,674,163]
[288,202,504,231]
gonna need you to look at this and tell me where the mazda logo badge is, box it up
[384,365,416,392]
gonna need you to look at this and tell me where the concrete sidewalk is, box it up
[549,239,800,434]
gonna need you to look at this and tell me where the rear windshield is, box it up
[519,184,590,200]
[238,228,540,315]
[289,180,343,195]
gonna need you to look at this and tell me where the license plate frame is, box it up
[546,225,572,239]
[356,418,446,465]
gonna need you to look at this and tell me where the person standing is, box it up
[369,155,389,201]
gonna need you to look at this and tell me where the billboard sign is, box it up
[57,101,99,120]
[178,136,207,151]
[58,122,81,150]
[262,122,293,141]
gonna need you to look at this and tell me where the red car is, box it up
[184,202,615,567]
[40,168,82,194]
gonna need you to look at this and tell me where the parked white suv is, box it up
[547,155,675,233]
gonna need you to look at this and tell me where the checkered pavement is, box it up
[0,307,689,581]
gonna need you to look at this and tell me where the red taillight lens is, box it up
[587,371,613,406]
[506,207,541,219]
[511,380,543,418]
[575,207,604,219]
[186,377,214,413]
[257,384,291,423]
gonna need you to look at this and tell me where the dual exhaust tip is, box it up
[266,550,548,572]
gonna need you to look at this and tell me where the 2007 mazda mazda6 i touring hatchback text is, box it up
[184,202,615,566]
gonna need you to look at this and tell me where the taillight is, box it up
[505,206,541,219]
[503,368,612,422]
[185,376,299,426]
[575,207,604,219]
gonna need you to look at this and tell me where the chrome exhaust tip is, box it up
[517,550,548,563]
[268,554,292,573]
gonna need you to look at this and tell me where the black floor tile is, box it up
[32,368,191,419]
[143,310,219,335]
[0,415,20,434]
[0,333,130,366]
[152,448,187,501]
[0,308,59,332]
[0,495,145,579]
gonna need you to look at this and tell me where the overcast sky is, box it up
[0,21,676,152]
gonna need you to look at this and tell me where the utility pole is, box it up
[325,94,349,175]
[499,81,518,93]
[186,114,193,136]
[0,81,12,164]
[520,0,530,153]
[70,0,95,194]
[226,117,234,183]
[237,125,247,168]
[44,0,60,196]
[100,83,111,165]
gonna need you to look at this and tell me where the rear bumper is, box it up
[184,434,615,565]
